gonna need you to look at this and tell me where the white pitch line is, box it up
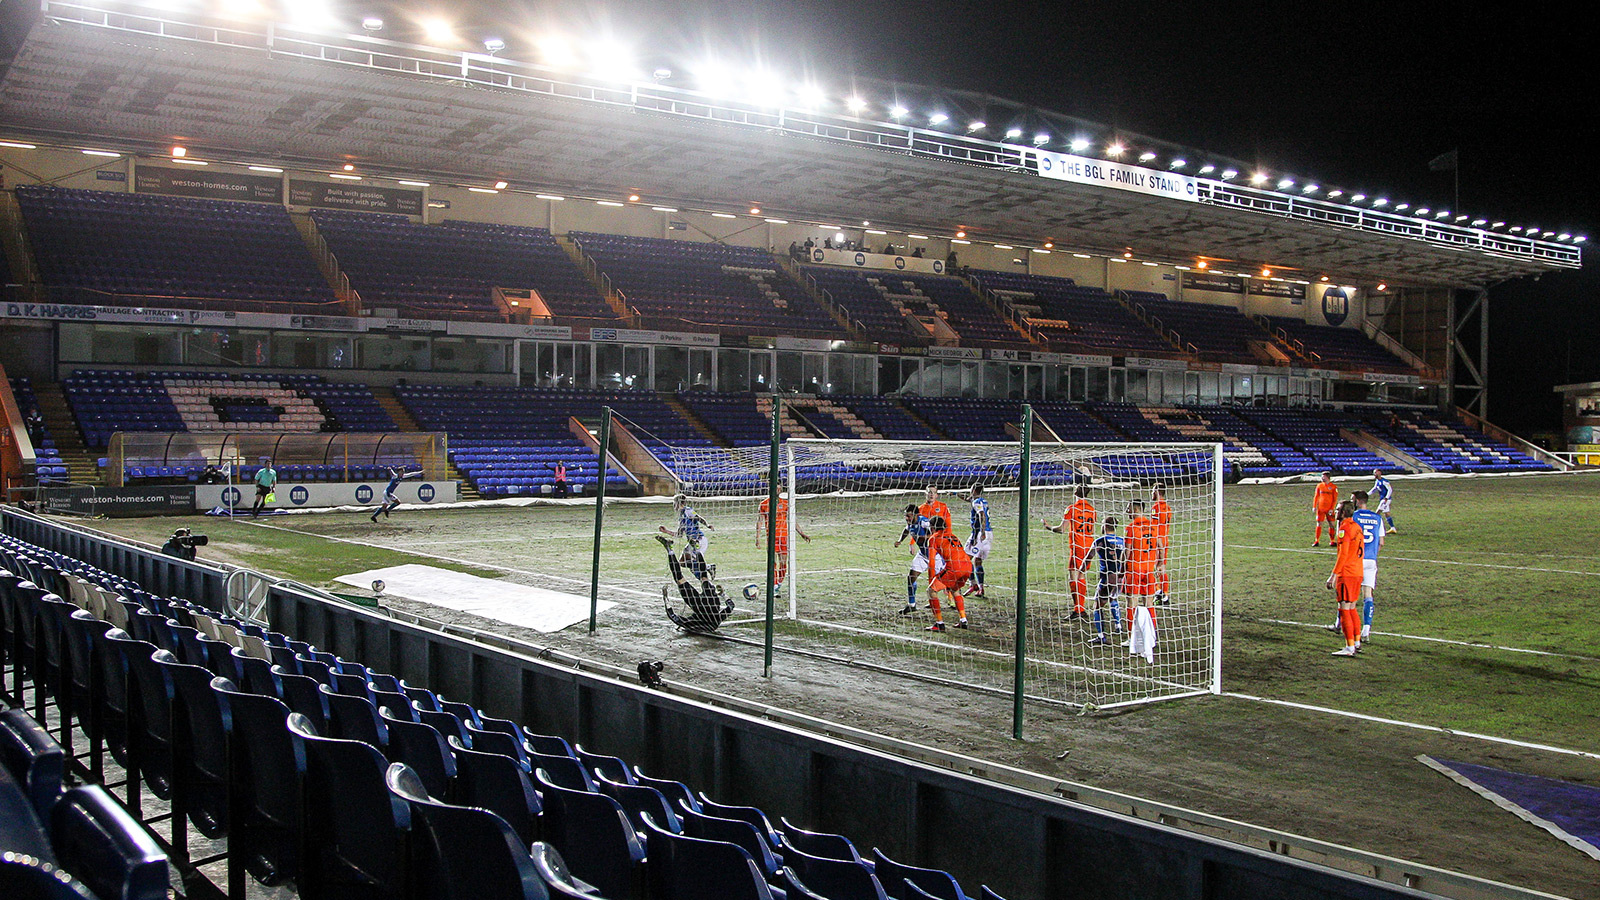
[240,519,661,598]
[1229,544,1600,577]
[1223,692,1600,761]
[1243,617,1600,663]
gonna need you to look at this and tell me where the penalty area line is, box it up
[238,519,661,599]
[1222,692,1600,761]
[1237,616,1600,663]
[1228,544,1600,577]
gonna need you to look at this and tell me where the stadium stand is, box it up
[311,210,617,322]
[1262,316,1413,373]
[802,267,1027,347]
[573,233,843,337]
[0,529,1010,900]
[836,395,944,441]
[967,270,1176,356]
[1123,292,1270,363]
[1353,407,1550,473]
[678,392,777,446]
[15,186,337,312]
[8,377,68,483]
[1233,407,1400,475]
[394,385,685,495]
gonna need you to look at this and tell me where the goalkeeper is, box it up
[656,534,733,633]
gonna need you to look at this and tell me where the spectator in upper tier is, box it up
[788,240,800,260]
[803,237,816,253]
[882,243,896,254]
[823,236,835,250]
[947,250,960,269]
[911,247,925,258]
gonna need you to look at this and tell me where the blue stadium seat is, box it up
[287,712,411,900]
[379,707,456,799]
[535,770,644,900]
[48,784,168,900]
[0,699,66,818]
[871,847,969,900]
[447,734,542,846]
[210,678,302,887]
[641,812,781,900]
[385,762,548,900]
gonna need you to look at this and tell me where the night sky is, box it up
[377,0,1597,432]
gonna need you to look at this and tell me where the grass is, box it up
[83,472,1600,750]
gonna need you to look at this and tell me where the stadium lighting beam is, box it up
[361,16,383,32]
[1373,198,1389,207]
[540,37,580,70]
[1005,126,1023,139]
[1327,189,1344,198]
[1139,150,1156,162]
[653,67,673,82]
[795,84,827,109]
[1350,194,1366,203]
[1276,178,1294,189]
[889,105,909,120]
[1198,164,1215,174]
[1069,138,1090,152]
[1220,169,1237,180]
[845,96,868,113]
[1302,184,1319,193]
[1395,203,1410,211]
[588,40,639,83]
[483,38,506,55]
[1169,158,1187,169]
[1250,172,1269,185]
[1032,133,1050,145]
[967,120,986,132]
[928,112,948,125]
[1415,208,1430,216]
[1106,143,1125,156]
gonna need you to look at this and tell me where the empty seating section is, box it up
[1264,317,1412,372]
[16,186,335,311]
[60,370,393,483]
[312,210,616,322]
[1029,401,1123,442]
[1,530,1011,900]
[839,396,941,440]
[805,267,1024,347]
[395,386,661,495]
[1355,408,1549,473]
[574,233,841,336]
[1126,292,1265,363]
[9,378,68,482]
[970,271,1174,356]
[780,397,882,439]
[1235,407,1397,474]
[900,397,1018,442]
[679,392,776,446]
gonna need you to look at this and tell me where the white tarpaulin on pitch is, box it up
[335,564,613,633]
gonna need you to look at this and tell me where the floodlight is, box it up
[588,39,638,83]
[171,145,187,157]
[1372,198,1388,207]
[1198,164,1215,174]
[653,67,673,81]
[1415,208,1430,216]
[845,96,868,113]
[81,149,121,158]
[483,38,505,54]
[1250,172,1268,185]
[329,173,361,180]
[595,199,623,206]
[1169,158,1186,169]
[1490,221,1504,228]
[1350,194,1366,203]
[0,140,38,149]
[928,112,948,125]
[536,194,565,201]
[538,37,579,70]
[889,105,908,119]
[398,180,430,187]
[250,165,285,173]
[1005,126,1023,139]
[282,0,337,31]
[993,244,1013,250]
[1394,203,1409,211]
[1069,138,1090,152]
[907,234,928,240]
[494,181,509,190]
[765,218,789,224]
[1139,151,1156,162]
[420,18,455,45]
[1574,236,1588,243]
[967,120,985,132]
[361,16,383,32]
[1032,132,1050,145]
[1220,169,1237,180]
[1106,143,1125,156]
[1327,189,1343,198]
[1276,178,1294,189]
[653,206,678,212]
[1302,184,1318,193]
[795,84,827,108]
[1557,232,1570,240]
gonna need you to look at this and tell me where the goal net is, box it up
[657,437,1222,710]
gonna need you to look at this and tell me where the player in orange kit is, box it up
[1150,483,1172,604]
[757,491,811,589]
[1123,499,1159,605]
[919,485,951,536]
[1311,472,1339,546]
[1044,486,1096,618]
[1326,500,1364,656]
[924,516,972,632]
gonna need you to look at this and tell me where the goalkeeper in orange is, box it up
[924,516,972,632]
[1311,472,1339,546]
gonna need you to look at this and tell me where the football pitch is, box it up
[76,471,1600,898]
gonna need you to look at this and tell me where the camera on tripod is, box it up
[161,528,209,561]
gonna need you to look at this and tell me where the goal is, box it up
[656,437,1223,710]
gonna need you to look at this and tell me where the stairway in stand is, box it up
[32,383,100,484]
[372,386,478,501]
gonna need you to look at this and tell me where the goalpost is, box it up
[656,428,1223,711]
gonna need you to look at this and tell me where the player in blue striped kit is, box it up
[1081,518,1126,645]
[964,483,994,598]
[894,504,932,614]
[1370,469,1397,534]
[659,493,715,580]
[1350,490,1385,643]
